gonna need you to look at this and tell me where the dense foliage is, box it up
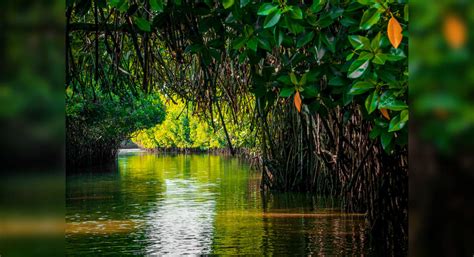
[67,0,408,253]
[69,0,407,151]
[66,87,165,167]
[131,97,255,150]
[221,0,408,153]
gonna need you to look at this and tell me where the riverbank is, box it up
[136,147,262,168]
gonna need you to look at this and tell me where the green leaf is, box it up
[329,7,344,19]
[301,86,318,97]
[110,0,128,12]
[264,10,282,28]
[388,110,409,132]
[380,131,393,150]
[365,90,379,114]
[348,35,370,50]
[343,89,354,106]
[358,51,374,61]
[246,37,258,52]
[370,32,382,50]
[341,17,358,27]
[310,0,326,13]
[109,0,125,8]
[386,48,406,61]
[317,14,334,28]
[290,6,303,19]
[378,91,408,111]
[372,53,387,64]
[277,75,292,85]
[348,81,374,95]
[232,37,247,49]
[258,3,277,15]
[223,0,234,9]
[290,72,298,85]
[280,87,295,97]
[369,126,382,139]
[346,52,355,61]
[374,117,389,128]
[296,32,314,48]
[240,0,250,8]
[357,0,373,5]
[360,8,382,30]
[322,34,336,53]
[347,59,370,79]
[150,0,164,12]
[134,17,151,32]
[277,30,284,46]
[299,73,308,86]
[258,37,272,51]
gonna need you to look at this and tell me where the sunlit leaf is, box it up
[310,0,326,13]
[365,90,378,114]
[257,3,277,16]
[223,0,234,9]
[371,32,382,50]
[388,110,408,132]
[348,59,370,79]
[263,10,281,28]
[360,8,382,30]
[378,91,408,111]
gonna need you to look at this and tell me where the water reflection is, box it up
[144,179,216,255]
[66,152,373,255]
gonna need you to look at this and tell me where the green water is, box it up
[66,151,372,255]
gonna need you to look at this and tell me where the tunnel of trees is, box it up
[66,0,408,253]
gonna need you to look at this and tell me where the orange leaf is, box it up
[294,91,302,113]
[380,108,390,120]
[387,16,403,49]
[443,14,466,49]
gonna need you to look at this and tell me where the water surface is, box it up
[66,151,372,255]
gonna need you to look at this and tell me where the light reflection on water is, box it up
[144,179,216,255]
[66,152,373,256]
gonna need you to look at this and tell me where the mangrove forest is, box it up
[66,0,408,255]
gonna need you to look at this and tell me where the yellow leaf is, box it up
[380,108,390,120]
[387,16,403,49]
[443,14,466,49]
[294,91,302,113]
